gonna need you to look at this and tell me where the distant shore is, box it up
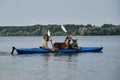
[0,24,120,36]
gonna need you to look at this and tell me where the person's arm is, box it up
[72,46,79,49]
[44,45,54,50]
[43,40,54,51]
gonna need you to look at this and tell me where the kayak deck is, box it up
[14,47,103,54]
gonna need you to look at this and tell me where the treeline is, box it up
[0,24,120,36]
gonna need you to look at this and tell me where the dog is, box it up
[54,36,72,49]
[54,42,68,49]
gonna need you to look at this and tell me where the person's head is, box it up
[65,36,72,41]
[43,34,49,41]
[64,36,72,44]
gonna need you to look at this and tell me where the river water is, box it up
[0,36,120,80]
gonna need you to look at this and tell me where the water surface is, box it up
[0,36,120,80]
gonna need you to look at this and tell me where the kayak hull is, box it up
[15,47,103,54]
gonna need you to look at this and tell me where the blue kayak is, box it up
[12,47,103,54]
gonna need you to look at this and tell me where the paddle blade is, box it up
[61,25,67,33]
[48,30,50,36]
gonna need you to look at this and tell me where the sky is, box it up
[0,0,120,26]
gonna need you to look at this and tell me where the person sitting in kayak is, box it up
[41,34,54,50]
[64,36,72,49]
[71,39,79,49]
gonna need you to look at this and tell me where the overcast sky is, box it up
[0,0,119,26]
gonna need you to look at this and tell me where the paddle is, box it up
[61,25,76,49]
[48,30,53,47]
[61,25,67,33]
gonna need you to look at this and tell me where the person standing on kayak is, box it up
[41,34,54,50]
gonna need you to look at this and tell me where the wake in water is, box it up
[0,52,11,56]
